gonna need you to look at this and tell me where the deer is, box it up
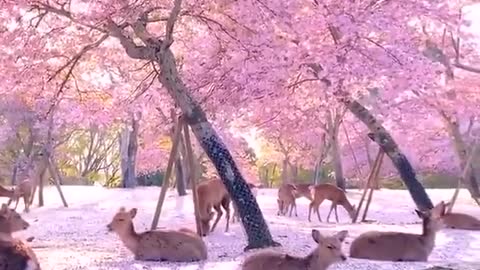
[232,182,258,223]
[292,183,314,201]
[277,183,298,217]
[0,184,14,200]
[242,229,348,270]
[107,207,208,262]
[0,203,41,269]
[349,201,446,262]
[440,202,480,231]
[7,179,34,213]
[196,178,231,236]
[308,184,356,223]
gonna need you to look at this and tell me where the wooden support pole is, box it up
[353,148,384,223]
[361,154,383,222]
[47,157,68,207]
[182,123,203,236]
[151,116,184,230]
[448,139,478,212]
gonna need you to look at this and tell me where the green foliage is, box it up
[137,170,164,186]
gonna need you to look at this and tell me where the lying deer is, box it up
[349,201,446,261]
[440,202,480,231]
[242,229,348,270]
[107,207,207,262]
[293,183,314,201]
[0,203,41,269]
[7,180,34,213]
[232,183,258,223]
[196,178,231,236]
[277,183,297,217]
[308,184,356,223]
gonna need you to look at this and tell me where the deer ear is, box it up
[335,230,348,242]
[129,208,138,218]
[0,204,7,213]
[311,229,324,244]
[415,209,430,218]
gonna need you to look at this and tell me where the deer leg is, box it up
[335,205,340,223]
[277,199,283,216]
[316,199,324,222]
[210,204,223,232]
[326,203,335,223]
[293,200,298,217]
[221,196,230,233]
[23,194,29,213]
[308,202,314,222]
[288,201,294,217]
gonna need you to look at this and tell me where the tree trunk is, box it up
[338,95,433,211]
[327,109,346,190]
[440,113,480,198]
[175,156,187,196]
[281,157,289,184]
[156,47,278,250]
[119,113,140,188]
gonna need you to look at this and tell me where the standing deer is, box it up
[232,183,258,223]
[0,184,14,200]
[0,203,41,269]
[277,183,297,217]
[196,178,231,236]
[107,207,207,262]
[7,180,34,213]
[293,183,314,201]
[349,201,446,261]
[308,184,356,223]
[242,229,348,270]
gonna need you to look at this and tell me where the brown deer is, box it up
[349,201,446,262]
[308,184,356,223]
[107,207,207,262]
[0,204,41,269]
[232,183,258,223]
[0,184,14,200]
[7,180,34,213]
[293,183,314,201]
[196,178,231,236]
[440,202,480,231]
[242,229,348,270]
[277,183,297,217]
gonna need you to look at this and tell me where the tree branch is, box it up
[105,20,153,60]
[162,0,183,51]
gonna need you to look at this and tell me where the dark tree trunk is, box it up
[119,113,140,188]
[175,156,187,196]
[339,95,433,211]
[281,157,289,184]
[327,109,346,190]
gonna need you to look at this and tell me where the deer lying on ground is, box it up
[439,202,480,231]
[349,201,446,262]
[277,183,297,217]
[308,184,356,223]
[7,179,34,213]
[232,183,258,223]
[242,229,348,270]
[293,183,314,201]
[196,178,231,236]
[0,203,41,269]
[107,207,207,262]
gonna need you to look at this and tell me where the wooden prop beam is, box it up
[182,123,203,236]
[448,139,479,212]
[353,148,384,223]
[151,116,184,230]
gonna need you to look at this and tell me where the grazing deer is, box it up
[277,183,297,217]
[440,202,480,231]
[0,203,41,270]
[349,201,446,262]
[107,207,208,262]
[232,183,258,223]
[7,180,34,213]
[293,183,314,201]
[242,229,348,270]
[196,178,231,236]
[308,184,356,223]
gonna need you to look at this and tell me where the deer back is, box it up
[0,239,41,270]
[442,212,480,231]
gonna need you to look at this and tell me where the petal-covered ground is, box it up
[9,186,480,270]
